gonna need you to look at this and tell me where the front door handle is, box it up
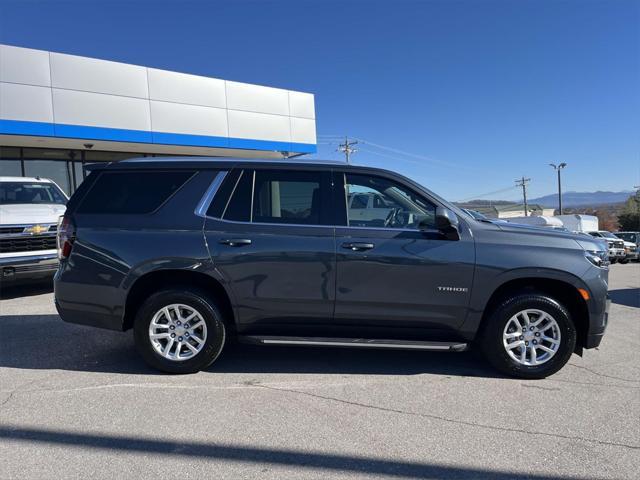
[219,238,252,247]
[342,242,375,251]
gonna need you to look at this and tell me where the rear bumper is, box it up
[55,298,123,331]
[54,268,124,331]
[0,253,58,282]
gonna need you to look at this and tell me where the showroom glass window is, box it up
[0,147,22,176]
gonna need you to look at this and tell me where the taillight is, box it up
[57,214,76,260]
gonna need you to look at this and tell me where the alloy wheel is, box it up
[148,304,208,361]
[502,309,561,366]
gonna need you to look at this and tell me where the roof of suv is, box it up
[87,157,365,171]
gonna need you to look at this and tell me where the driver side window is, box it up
[344,173,436,229]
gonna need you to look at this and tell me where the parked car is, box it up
[614,231,639,262]
[347,191,397,226]
[54,158,610,379]
[0,176,68,283]
[586,231,626,263]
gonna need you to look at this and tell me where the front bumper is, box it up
[0,253,58,282]
[609,248,625,259]
[585,298,610,348]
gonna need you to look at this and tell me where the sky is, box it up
[1,0,638,202]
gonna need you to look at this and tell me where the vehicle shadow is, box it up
[0,280,54,300]
[0,426,575,479]
[609,288,640,308]
[0,314,500,378]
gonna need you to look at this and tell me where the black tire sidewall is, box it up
[481,294,576,379]
[133,289,226,374]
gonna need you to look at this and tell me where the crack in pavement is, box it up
[252,382,640,451]
[546,377,640,390]
[567,363,640,383]
[0,378,42,411]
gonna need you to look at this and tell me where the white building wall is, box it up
[0,44,316,153]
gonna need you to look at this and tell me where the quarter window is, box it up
[222,170,253,222]
[344,173,436,229]
[77,170,194,214]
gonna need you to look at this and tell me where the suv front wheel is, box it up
[133,289,226,373]
[481,293,576,379]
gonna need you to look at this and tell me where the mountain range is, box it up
[528,191,633,208]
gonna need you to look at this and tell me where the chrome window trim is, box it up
[205,214,428,233]
[194,171,228,217]
[249,170,256,223]
[200,169,446,235]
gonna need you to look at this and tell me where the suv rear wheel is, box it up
[133,289,226,373]
[481,293,576,379]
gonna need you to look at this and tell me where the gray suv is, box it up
[54,158,610,378]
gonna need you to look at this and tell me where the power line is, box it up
[357,146,424,166]
[458,185,518,202]
[355,138,457,168]
[515,176,531,217]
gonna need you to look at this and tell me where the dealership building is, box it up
[0,44,317,195]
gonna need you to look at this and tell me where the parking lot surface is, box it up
[0,264,638,479]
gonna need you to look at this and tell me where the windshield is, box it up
[616,232,636,243]
[0,182,67,205]
[600,231,620,239]
[463,208,488,220]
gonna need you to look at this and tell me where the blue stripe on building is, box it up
[0,119,317,154]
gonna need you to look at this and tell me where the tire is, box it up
[619,258,629,264]
[133,289,226,373]
[610,258,617,264]
[480,293,576,379]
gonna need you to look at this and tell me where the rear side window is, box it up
[253,170,324,225]
[77,170,194,214]
[210,169,332,225]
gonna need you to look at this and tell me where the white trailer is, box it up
[555,215,599,233]
[504,216,565,228]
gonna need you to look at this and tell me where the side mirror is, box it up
[435,206,460,240]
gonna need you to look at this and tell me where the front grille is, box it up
[13,263,57,273]
[614,240,624,248]
[0,224,57,235]
[0,226,26,235]
[0,235,57,253]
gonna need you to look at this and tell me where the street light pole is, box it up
[549,163,567,215]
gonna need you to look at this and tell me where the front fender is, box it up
[460,266,592,341]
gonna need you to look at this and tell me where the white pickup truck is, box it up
[0,176,68,283]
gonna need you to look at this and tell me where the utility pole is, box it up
[549,163,567,215]
[515,176,531,216]
[338,136,358,164]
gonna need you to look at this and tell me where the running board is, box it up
[238,336,468,352]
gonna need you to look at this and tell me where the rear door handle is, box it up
[342,242,375,251]
[219,238,252,247]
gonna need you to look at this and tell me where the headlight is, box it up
[585,250,609,268]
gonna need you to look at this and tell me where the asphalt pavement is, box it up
[0,264,638,479]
